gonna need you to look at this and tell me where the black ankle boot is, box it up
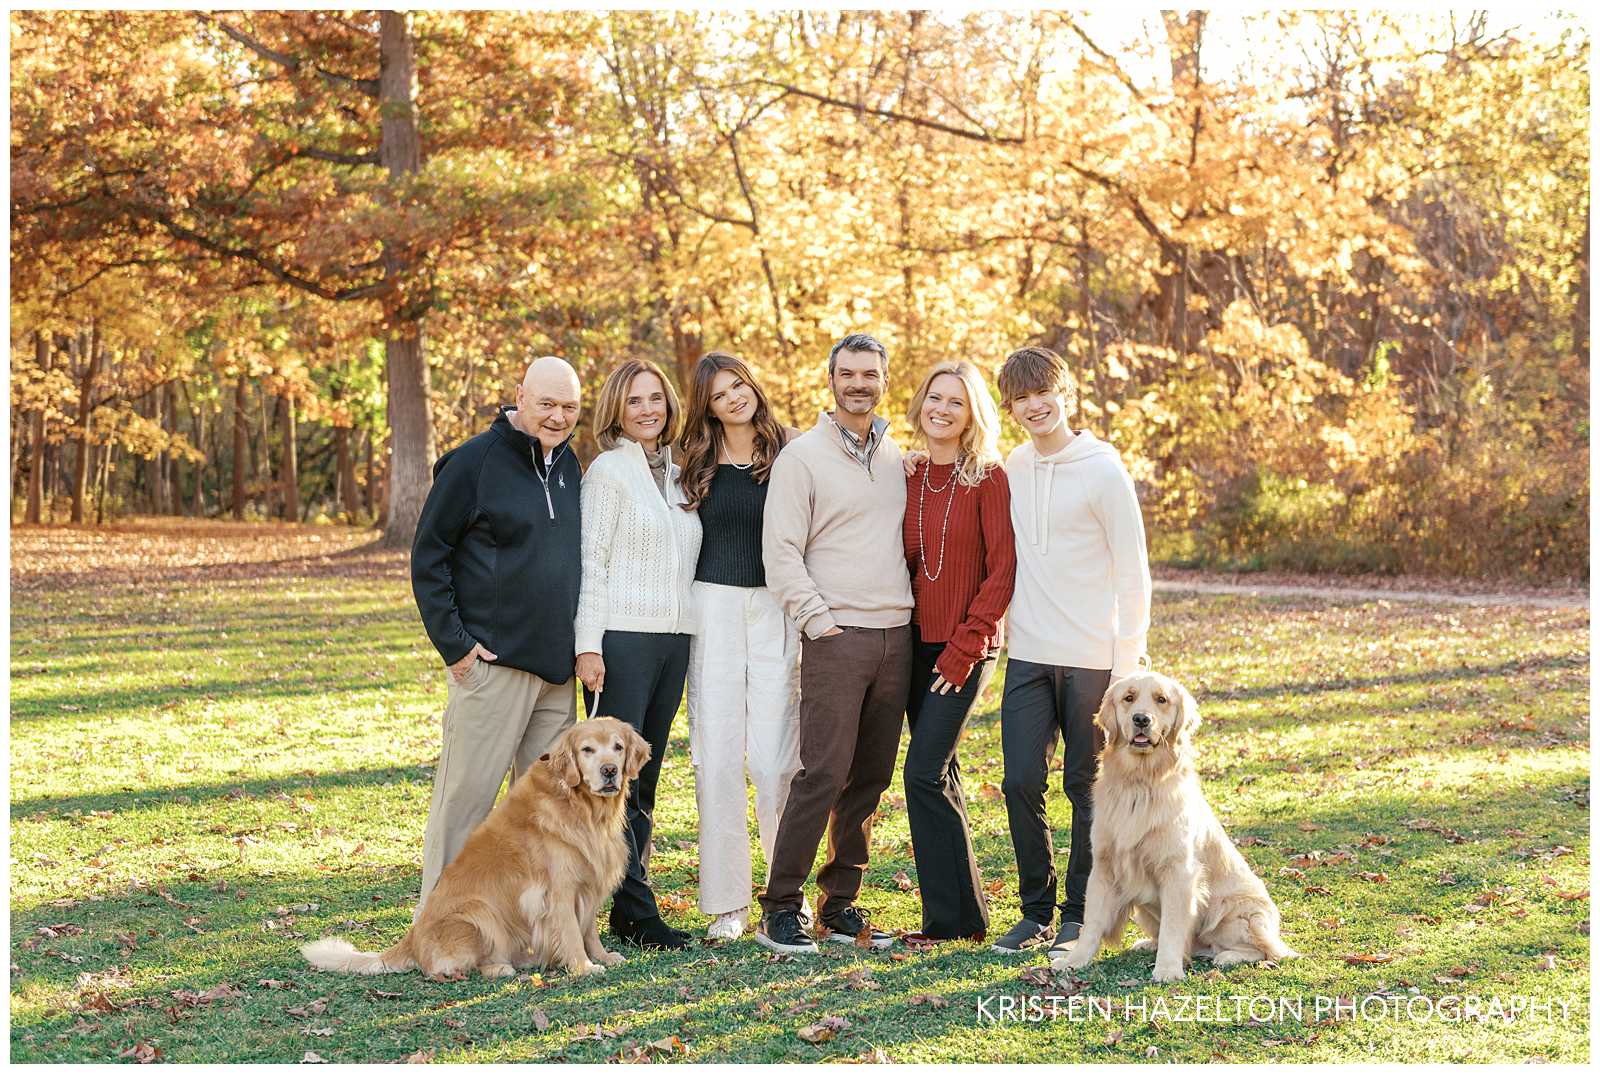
[610,914,689,950]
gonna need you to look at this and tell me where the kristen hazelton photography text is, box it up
[8,8,1590,1068]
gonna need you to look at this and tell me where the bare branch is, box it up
[198,14,379,99]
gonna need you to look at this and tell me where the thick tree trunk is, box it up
[232,375,248,519]
[279,392,300,522]
[26,331,47,524]
[70,323,103,525]
[377,10,436,549]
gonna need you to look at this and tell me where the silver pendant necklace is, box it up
[918,456,961,582]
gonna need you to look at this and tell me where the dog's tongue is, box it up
[1132,732,1151,745]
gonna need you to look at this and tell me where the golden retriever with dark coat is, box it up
[302,717,649,979]
[1057,672,1298,982]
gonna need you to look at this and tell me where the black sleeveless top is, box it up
[694,464,769,587]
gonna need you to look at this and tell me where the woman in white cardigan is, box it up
[575,358,703,951]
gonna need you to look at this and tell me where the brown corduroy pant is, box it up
[758,624,911,919]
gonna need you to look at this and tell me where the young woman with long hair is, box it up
[574,357,702,950]
[677,351,803,940]
[899,360,1016,945]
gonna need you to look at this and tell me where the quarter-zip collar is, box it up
[494,405,575,522]
[821,410,889,479]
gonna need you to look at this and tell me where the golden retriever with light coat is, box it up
[1057,671,1298,982]
[302,717,649,979]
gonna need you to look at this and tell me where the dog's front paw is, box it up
[1060,945,1095,971]
[570,959,605,976]
[1152,961,1185,983]
[597,949,626,967]
[1127,938,1156,952]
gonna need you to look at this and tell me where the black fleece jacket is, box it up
[410,407,582,683]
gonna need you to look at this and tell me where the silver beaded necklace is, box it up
[918,455,962,582]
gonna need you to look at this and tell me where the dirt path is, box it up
[1155,576,1588,610]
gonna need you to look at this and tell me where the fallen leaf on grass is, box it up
[797,1016,849,1044]
[1019,966,1055,987]
[1341,952,1397,965]
[302,1027,334,1037]
[1355,872,1389,883]
[405,1049,435,1063]
[890,870,915,892]
[118,1041,161,1064]
[1296,821,1322,832]
[977,782,1002,801]
[286,996,330,1018]
[908,994,948,1008]
[1535,953,1560,971]
[1302,885,1332,896]
[843,969,880,991]
[532,1008,550,1032]
[1555,889,1589,901]
[301,1050,328,1064]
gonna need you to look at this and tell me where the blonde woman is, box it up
[575,358,702,951]
[899,361,1015,945]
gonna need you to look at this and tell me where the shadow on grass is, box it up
[1206,653,1587,706]
[11,764,437,822]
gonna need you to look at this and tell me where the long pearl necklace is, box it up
[918,455,962,582]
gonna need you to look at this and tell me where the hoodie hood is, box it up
[1016,431,1117,554]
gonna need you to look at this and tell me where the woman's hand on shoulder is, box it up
[902,449,927,478]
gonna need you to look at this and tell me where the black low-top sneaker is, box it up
[820,905,894,949]
[990,918,1052,954]
[755,909,818,954]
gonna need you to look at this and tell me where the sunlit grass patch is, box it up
[9,525,1590,1062]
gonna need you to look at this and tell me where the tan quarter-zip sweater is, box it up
[761,411,913,639]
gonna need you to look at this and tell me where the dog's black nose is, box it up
[1132,713,1152,729]
[601,764,618,780]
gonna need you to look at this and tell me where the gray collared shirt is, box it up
[827,412,888,476]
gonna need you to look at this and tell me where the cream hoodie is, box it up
[1005,431,1151,675]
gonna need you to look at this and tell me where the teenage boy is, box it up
[756,332,913,954]
[990,345,1151,959]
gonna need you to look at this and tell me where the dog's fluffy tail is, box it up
[301,935,416,975]
[1248,913,1301,961]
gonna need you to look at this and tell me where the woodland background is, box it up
[9,10,1590,578]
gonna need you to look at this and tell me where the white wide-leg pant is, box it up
[686,580,801,915]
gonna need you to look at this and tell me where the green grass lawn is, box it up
[9,522,1591,1063]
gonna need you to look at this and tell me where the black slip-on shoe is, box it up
[990,918,1053,954]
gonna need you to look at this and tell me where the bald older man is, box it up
[410,356,585,910]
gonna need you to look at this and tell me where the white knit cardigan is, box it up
[575,439,704,654]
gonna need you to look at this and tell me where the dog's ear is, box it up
[1175,681,1201,743]
[551,735,582,790]
[1095,680,1122,749]
[622,724,652,781]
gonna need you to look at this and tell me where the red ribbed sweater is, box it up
[902,459,1016,688]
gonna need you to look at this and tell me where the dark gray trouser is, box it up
[904,633,995,938]
[759,624,911,919]
[1000,659,1112,926]
[582,629,690,926]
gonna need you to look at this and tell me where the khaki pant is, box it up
[416,660,576,912]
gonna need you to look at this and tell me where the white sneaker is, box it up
[707,908,748,940]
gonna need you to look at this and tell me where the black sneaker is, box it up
[1045,919,1083,960]
[610,914,689,950]
[820,905,894,949]
[990,918,1052,954]
[755,909,818,954]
